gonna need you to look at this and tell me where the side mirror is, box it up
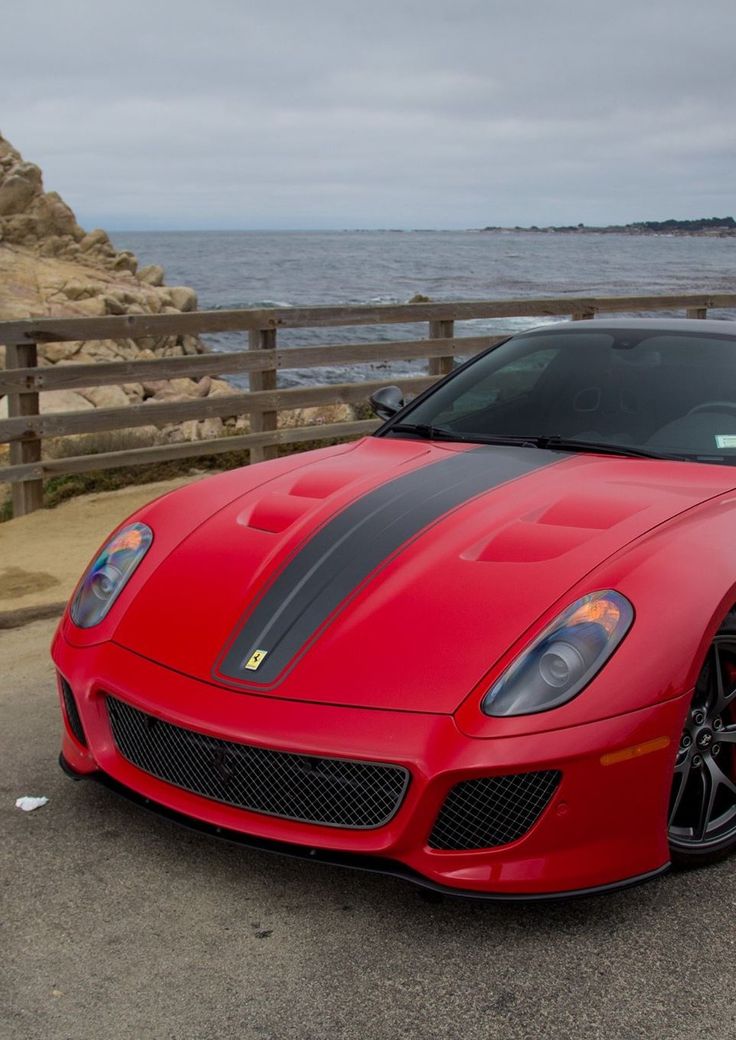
[369,385,405,421]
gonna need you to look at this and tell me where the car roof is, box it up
[527,317,736,335]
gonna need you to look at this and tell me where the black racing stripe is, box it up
[216,445,562,687]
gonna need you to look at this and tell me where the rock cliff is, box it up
[0,132,236,441]
[0,133,354,479]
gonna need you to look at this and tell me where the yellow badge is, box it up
[244,648,268,671]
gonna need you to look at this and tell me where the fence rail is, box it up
[2,291,735,517]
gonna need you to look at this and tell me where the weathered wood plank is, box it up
[3,290,735,515]
[0,419,382,483]
[6,343,43,515]
[249,328,278,463]
[428,319,455,377]
[0,375,435,443]
[0,335,505,395]
[1,294,734,344]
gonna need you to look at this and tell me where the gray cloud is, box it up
[2,0,735,228]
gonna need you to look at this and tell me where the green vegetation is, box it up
[633,217,736,232]
[481,216,736,234]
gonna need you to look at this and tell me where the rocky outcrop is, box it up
[0,132,237,442]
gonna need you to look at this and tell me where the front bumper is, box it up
[52,627,687,898]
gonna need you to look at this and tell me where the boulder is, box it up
[112,251,138,274]
[0,162,42,216]
[59,280,95,301]
[152,377,201,399]
[102,294,126,315]
[141,379,170,398]
[32,191,84,239]
[40,390,94,415]
[281,404,355,428]
[79,228,112,252]
[208,377,238,396]
[0,388,94,420]
[181,335,202,355]
[42,342,84,363]
[73,295,107,317]
[198,417,225,439]
[168,286,198,312]
[81,385,131,409]
[138,264,165,286]
[122,383,145,402]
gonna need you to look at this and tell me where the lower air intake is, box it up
[60,675,87,747]
[428,770,561,850]
[105,696,410,829]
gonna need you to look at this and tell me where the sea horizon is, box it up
[110,228,736,390]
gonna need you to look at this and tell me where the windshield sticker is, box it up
[715,435,736,449]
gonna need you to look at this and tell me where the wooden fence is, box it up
[1,292,735,517]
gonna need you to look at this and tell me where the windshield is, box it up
[383,327,736,464]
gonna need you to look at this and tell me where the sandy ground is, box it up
[2,617,736,1039]
[0,477,199,627]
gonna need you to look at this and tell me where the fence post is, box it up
[428,320,455,378]
[248,328,278,463]
[5,341,43,516]
[686,307,708,319]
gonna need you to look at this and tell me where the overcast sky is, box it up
[2,0,735,230]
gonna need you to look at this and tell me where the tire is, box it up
[669,610,736,868]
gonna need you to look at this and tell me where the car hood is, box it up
[112,436,735,713]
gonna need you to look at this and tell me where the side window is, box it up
[444,348,559,420]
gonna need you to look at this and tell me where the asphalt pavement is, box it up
[2,617,735,1040]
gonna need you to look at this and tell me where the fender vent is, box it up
[429,770,561,850]
[105,696,410,830]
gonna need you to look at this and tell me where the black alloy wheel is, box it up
[669,622,736,866]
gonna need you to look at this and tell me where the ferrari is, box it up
[54,317,736,899]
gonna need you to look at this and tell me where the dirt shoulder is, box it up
[0,475,200,627]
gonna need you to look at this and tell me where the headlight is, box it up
[482,590,633,717]
[70,522,153,628]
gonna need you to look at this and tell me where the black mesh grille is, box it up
[105,696,410,829]
[428,770,561,850]
[60,675,87,747]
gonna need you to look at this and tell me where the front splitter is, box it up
[60,753,670,903]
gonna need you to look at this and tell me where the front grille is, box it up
[60,675,87,747]
[105,696,410,829]
[428,770,561,850]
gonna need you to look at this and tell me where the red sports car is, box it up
[54,318,736,899]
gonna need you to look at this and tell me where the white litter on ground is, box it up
[15,796,49,812]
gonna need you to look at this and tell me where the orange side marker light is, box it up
[600,735,671,767]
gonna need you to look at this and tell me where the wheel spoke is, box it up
[707,756,736,803]
[694,763,717,841]
[713,642,736,713]
[723,688,736,710]
[711,644,727,712]
[716,726,736,744]
[669,757,692,824]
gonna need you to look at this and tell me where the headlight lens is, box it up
[70,522,153,628]
[481,590,633,717]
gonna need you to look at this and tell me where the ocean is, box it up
[111,230,736,388]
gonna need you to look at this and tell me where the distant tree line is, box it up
[632,217,736,231]
[481,217,736,233]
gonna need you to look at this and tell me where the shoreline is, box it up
[111,226,736,238]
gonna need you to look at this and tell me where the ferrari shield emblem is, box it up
[243,648,268,671]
